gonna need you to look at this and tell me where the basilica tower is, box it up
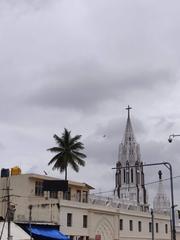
[114,106,147,207]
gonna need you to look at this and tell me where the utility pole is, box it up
[2,180,15,240]
[151,209,154,240]
[7,185,11,240]
[29,205,32,240]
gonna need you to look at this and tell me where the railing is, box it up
[88,194,148,211]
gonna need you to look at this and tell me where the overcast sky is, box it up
[1,0,180,206]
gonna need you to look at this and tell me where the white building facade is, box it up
[0,173,171,240]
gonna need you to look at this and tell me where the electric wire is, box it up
[90,174,180,195]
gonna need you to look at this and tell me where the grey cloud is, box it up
[155,117,175,131]
[28,64,174,113]
[0,142,5,150]
[0,0,54,15]
[141,140,177,164]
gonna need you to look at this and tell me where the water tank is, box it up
[11,166,21,176]
[1,168,9,177]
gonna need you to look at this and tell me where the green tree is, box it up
[47,128,86,180]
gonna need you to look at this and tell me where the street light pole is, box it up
[164,162,176,240]
[168,134,180,143]
[151,209,154,240]
[113,161,176,240]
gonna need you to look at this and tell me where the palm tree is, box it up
[47,128,86,180]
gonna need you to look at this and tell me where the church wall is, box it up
[176,228,180,240]
[59,199,171,240]
[119,210,170,240]
[60,202,89,237]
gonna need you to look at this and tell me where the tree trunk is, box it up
[65,167,67,180]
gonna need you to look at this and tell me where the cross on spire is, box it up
[125,105,132,119]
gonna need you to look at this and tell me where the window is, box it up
[129,220,133,231]
[149,222,152,233]
[156,223,159,233]
[131,168,133,183]
[82,191,88,203]
[50,191,58,198]
[35,181,44,196]
[77,190,81,202]
[138,221,142,232]
[67,213,72,227]
[63,188,71,200]
[124,169,126,183]
[165,224,168,234]
[83,215,88,228]
[126,169,129,184]
[120,219,123,230]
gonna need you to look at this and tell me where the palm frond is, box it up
[69,135,81,144]
[63,128,71,141]
[71,142,84,150]
[72,150,86,159]
[53,160,66,172]
[53,134,65,147]
[71,153,86,166]
[70,161,79,172]
[47,147,64,153]
[48,153,61,165]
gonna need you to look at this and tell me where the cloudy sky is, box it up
[1,0,180,206]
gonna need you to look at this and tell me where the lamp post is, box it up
[151,209,154,240]
[113,161,176,240]
[168,134,180,143]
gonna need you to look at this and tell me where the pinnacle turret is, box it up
[153,171,170,214]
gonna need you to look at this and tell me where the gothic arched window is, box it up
[126,161,129,184]
[131,168,133,183]
[124,168,126,183]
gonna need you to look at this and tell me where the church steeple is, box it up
[114,106,147,208]
[123,105,136,145]
[118,105,139,164]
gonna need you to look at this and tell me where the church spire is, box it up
[123,105,136,144]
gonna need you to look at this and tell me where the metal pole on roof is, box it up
[28,205,32,240]
[7,183,11,240]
